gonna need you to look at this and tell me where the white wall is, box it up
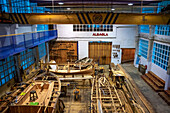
[116,27,136,48]
[78,41,88,59]
[151,63,167,81]
[135,32,170,89]
[57,24,137,64]
[58,24,116,38]
[15,25,33,34]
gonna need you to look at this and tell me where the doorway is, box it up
[121,48,135,63]
[89,42,112,65]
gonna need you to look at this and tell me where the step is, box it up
[145,73,164,88]
[158,92,170,105]
[165,90,170,97]
[148,71,165,85]
[141,75,164,92]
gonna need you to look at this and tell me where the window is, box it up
[140,25,149,33]
[73,24,113,32]
[20,48,35,70]
[155,25,170,36]
[0,56,16,86]
[38,43,46,59]
[152,42,169,70]
[139,39,149,59]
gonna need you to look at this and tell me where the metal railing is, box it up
[0,30,57,60]
[0,4,165,14]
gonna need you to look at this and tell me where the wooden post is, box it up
[68,62,70,72]
[56,64,58,71]
[89,79,92,86]
[83,80,85,86]
[79,62,81,71]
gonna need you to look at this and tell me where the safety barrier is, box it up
[0,30,57,60]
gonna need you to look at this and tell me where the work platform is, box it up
[0,30,58,60]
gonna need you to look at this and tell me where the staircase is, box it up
[141,71,165,92]
[158,88,170,105]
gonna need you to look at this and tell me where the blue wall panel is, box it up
[0,56,15,86]
[38,43,46,59]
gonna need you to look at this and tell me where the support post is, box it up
[35,46,39,69]
[134,25,140,67]
[14,54,22,82]
[146,25,155,72]
[45,42,49,63]
[165,54,170,90]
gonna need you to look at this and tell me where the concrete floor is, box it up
[121,63,170,113]
[60,81,91,113]
[59,63,170,113]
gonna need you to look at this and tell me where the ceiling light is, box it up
[128,3,133,6]
[67,8,71,10]
[58,2,64,5]
[111,8,115,11]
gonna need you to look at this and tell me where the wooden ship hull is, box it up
[74,57,93,69]
[8,72,62,113]
[50,65,93,75]
[91,76,125,113]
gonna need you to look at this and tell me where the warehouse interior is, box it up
[0,0,170,113]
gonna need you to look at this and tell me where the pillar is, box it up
[165,54,170,90]
[34,46,39,69]
[14,54,22,82]
[134,25,140,67]
[45,42,49,63]
[146,25,155,72]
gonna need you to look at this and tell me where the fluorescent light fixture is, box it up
[58,2,64,5]
[128,3,133,6]
[67,8,71,10]
[111,8,115,11]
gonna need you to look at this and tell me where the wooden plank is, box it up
[158,92,170,105]
[165,90,170,97]
[50,41,78,63]
[59,77,93,80]
[141,75,164,92]
[121,48,135,63]
[89,42,112,65]
[148,71,165,84]
[145,73,164,88]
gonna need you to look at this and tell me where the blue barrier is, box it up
[0,30,57,60]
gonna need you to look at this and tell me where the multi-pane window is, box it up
[139,39,149,59]
[152,42,169,70]
[37,25,48,31]
[142,8,154,13]
[20,49,35,70]
[38,43,46,59]
[155,25,170,36]
[140,25,149,33]
[73,24,113,32]
[0,56,16,86]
